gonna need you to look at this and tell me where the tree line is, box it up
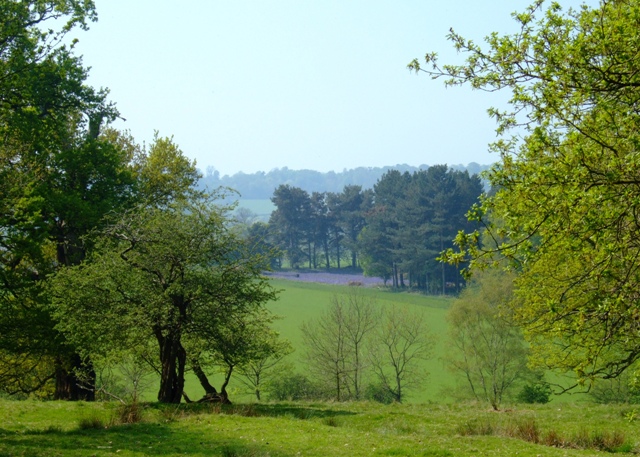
[251,165,483,293]
[200,163,490,200]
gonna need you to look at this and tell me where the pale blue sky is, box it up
[72,1,592,176]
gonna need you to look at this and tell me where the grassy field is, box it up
[234,199,275,221]
[177,279,454,404]
[265,279,453,403]
[170,279,579,405]
[3,280,638,456]
[0,399,637,456]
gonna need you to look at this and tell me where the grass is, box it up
[265,279,453,403]
[0,399,637,456]
[234,199,275,221]
[142,280,454,405]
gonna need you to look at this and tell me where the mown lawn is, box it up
[0,399,637,456]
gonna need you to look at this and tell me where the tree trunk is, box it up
[54,353,95,401]
[323,238,330,270]
[219,366,233,404]
[191,359,218,396]
[156,329,186,403]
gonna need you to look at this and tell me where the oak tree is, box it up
[414,0,640,385]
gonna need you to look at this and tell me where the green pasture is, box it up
[1,399,637,456]
[265,279,453,403]
[159,280,453,404]
[234,199,275,220]
[142,279,583,406]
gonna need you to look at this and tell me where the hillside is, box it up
[199,163,491,199]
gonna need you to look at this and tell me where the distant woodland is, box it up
[199,163,491,199]
[237,165,485,295]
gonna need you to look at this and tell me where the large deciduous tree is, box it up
[414,0,640,385]
[0,0,136,399]
[50,195,278,403]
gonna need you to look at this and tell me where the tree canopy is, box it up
[0,1,283,402]
[413,0,640,385]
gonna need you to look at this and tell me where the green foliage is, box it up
[135,132,202,205]
[418,0,640,385]
[446,269,530,409]
[266,374,324,401]
[359,166,483,291]
[49,194,279,403]
[517,381,552,405]
[363,382,396,404]
[0,0,132,399]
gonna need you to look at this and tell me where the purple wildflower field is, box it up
[264,270,386,287]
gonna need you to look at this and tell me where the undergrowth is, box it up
[458,416,635,453]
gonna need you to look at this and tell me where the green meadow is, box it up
[3,279,639,456]
[265,279,452,404]
[177,279,453,404]
[181,279,580,405]
[1,399,637,456]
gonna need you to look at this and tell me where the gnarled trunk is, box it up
[156,329,186,403]
[54,353,95,401]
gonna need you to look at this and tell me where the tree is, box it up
[269,185,312,268]
[370,304,433,403]
[134,132,202,206]
[0,0,136,400]
[301,289,379,400]
[235,331,293,401]
[49,195,278,403]
[446,270,530,410]
[414,0,640,385]
[327,186,372,269]
[360,167,482,291]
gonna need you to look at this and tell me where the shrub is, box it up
[516,381,552,404]
[266,374,324,401]
[78,417,105,430]
[364,382,396,404]
[456,419,496,436]
[113,401,143,425]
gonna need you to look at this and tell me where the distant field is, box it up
[265,279,453,403]
[234,199,274,221]
[172,280,453,404]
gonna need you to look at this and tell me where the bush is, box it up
[516,381,552,404]
[77,417,105,430]
[266,374,324,401]
[113,401,143,424]
[363,382,396,404]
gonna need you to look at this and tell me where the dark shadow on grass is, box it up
[252,403,357,420]
[0,422,294,456]
[145,401,357,421]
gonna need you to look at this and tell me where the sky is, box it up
[70,1,591,176]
